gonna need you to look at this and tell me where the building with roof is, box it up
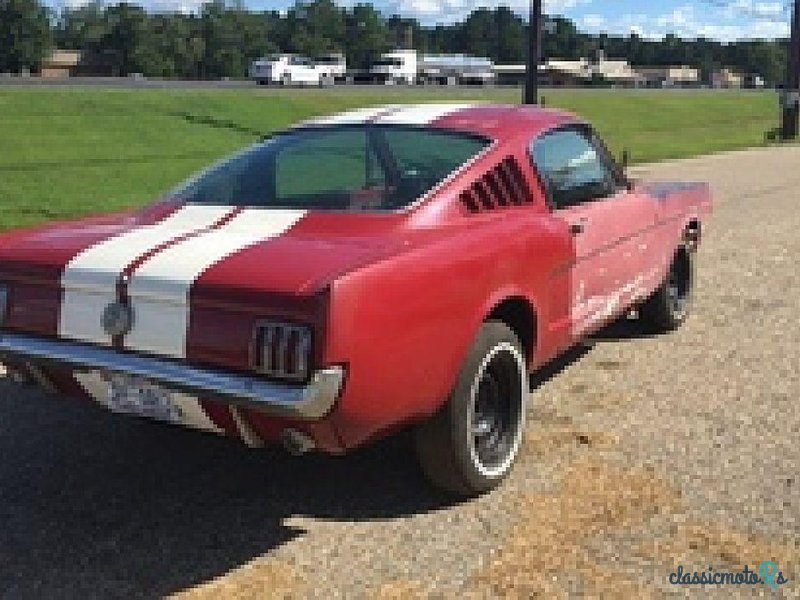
[39,50,81,78]
[636,65,701,88]
[712,68,744,89]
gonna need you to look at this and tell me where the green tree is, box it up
[459,8,494,58]
[106,3,150,75]
[0,0,52,73]
[200,0,252,78]
[344,3,388,69]
[136,14,205,78]
[493,6,525,63]
[55,1,107,50]
[285,0,345,57]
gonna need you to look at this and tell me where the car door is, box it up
[530,126,657,339]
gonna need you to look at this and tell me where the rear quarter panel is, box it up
[324,212,573,449]
[644,181,713,277]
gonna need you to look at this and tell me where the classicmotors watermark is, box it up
[669,562,789,589]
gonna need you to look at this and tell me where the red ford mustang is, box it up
[0,104,712,495]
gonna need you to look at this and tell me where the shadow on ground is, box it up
[0,381,448,599]
[589,315,666,342]
[0,318,651,599]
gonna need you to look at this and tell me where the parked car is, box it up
[249,54,324,86]
[0,104,712,495]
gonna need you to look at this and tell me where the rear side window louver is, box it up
[460,157,534,213]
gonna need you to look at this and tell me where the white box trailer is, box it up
[418,54,495,86]
[361,50,495,86]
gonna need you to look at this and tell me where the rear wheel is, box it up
[415,322,527,496]
[640,246,694,332]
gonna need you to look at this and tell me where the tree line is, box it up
[0,0,790,84]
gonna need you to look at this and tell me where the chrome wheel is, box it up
[466,342,526,478]
[415,322,528,496]
[667,250,692,321]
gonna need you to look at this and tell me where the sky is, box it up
[251,0,793,40]
[56,0,795,41]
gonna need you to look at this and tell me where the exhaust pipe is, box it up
[280,429,316,456]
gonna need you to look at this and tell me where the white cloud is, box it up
[597,2,790,42]
[380,0,591,24]
[56,0,204,12]
[146,0,205,11]
[655,4,696,29]
[581,13,605,29]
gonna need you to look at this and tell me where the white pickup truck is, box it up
[249,54,346,86]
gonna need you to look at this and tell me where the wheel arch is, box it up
[484,295,538,366]
[683,217,702,252]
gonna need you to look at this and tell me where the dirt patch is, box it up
[472,458,679,598]
[524,426,619,456]
[370,580,431,599]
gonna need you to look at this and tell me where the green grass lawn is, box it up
[0,86,781,231]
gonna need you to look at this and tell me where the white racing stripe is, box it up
[298,103,475,128]
[373,103,475,125]
[59,205,233,346]
[125,208,307,358]
[299,105,402,127]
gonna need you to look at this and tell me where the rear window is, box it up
[174,125,490,211]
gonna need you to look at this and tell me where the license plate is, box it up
[106,374,184,424]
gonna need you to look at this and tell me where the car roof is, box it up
[296,103,580,140]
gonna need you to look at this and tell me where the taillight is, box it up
[253,322,312,382]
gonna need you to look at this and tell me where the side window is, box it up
[530,128,618,210]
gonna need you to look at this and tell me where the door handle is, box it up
[569,218,588,236]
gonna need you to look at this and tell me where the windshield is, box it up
[173,126,490,212]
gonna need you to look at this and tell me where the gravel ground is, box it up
[0,145,798,598]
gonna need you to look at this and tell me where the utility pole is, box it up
[524,0,543,104]
[782,0,800,139]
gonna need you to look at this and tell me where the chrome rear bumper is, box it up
[0,332,343,420]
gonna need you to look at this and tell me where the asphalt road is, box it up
[0,76,469,90]
[0,76,771,92]
[0,145,798,598]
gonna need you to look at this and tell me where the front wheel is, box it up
[415,321,527,496]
